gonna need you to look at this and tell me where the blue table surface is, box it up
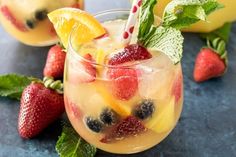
[0,0,236,157]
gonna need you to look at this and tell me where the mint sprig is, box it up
[0,74,35,100]
[138,0,222,64]
[56,124,96,157]
[162,0,223,29]
[138,0,184,64]
[138,0,157,41]
[142,26,183,64]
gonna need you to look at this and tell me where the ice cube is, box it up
[137,53,175,100]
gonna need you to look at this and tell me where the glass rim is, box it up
[67,9,169,69]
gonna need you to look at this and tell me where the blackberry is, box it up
[34,9,48,21]
[133,99,155,120]
[85,117,103,133]
[25,19,36,29]
[100,108,118,125]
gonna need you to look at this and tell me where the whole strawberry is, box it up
[193,23,231,83]
[43,45,66,79]
[18,78,64,138]
[193,48,226,82]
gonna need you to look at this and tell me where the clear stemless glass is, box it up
[64,10,183,154]
[0,0,84,46]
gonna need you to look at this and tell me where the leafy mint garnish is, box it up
[56,124,96,157]
[138,0,157,41]
[0,74,34,100]
[138,0,223,64]
[142,26,183,64]
[162,0,223,29]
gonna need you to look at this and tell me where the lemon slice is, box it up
[146,97,175,133]
[48,8,106,48]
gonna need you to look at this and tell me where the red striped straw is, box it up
[122,0,142,45]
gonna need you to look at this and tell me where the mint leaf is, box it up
[138,0,184,63]
[163,0,223,29]
[0,74,33,100]
[138,0,157,41]
[142,26,184,64]
[56,124,96,157]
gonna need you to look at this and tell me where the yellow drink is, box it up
[0,0,84,46]
[64,10,184,154]
[154,0,236,32]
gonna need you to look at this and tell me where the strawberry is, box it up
[172,72,183,103]
[65,96,81,119]
[18,82,65,138]
[71,3,81,9]
[69,53,96,83]
[43,45,66,79]
[100,116,146,143]
[193,48,226,82]
[107,68,138,100]
[0,5,27,32]
[108,44,152,65]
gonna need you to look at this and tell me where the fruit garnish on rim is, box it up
[48,8,106,48]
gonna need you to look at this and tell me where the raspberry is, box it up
[100,116,146,143]
[108,44,152,65]
[107,68,138,100]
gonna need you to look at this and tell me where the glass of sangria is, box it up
[63,10,183,154]
[0,0,83,46]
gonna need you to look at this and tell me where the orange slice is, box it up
[48,8,106,48]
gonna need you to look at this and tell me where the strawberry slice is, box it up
[100,116,146,143]
[0,6,27,32]
[107,68,138,100]
[108,44,152,65]
[65,97,81,119]
[172,72,183,103]
[69,53,96,84]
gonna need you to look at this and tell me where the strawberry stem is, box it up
[29,77,42,83]
[206,37,228,63]
[43,77,63,94]
[201,23,232,66]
